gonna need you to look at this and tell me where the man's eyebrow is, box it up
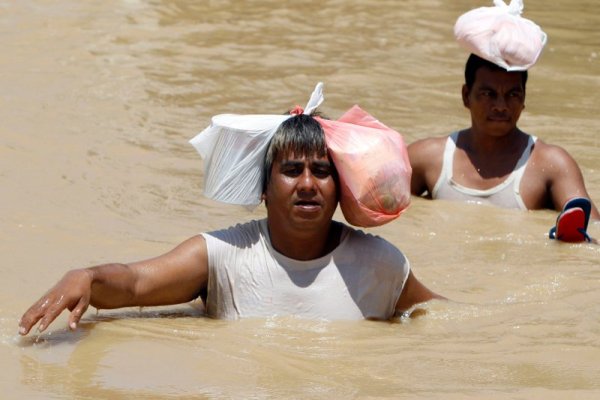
[280,160,304,167]
[478,84,496,91]
[311,160,332,167]
[478,83,523,92]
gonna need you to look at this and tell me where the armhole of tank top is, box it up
[431,132,459,198]
[513,135,537,210]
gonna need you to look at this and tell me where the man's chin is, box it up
[290,212,331,229]
[291,214,322,225]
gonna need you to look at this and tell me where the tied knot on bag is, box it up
[493,0,523,15]
[289,105,304,115]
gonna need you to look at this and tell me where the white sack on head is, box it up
[454,0,547,71]
[189,83,324,208]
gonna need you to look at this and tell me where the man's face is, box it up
[264,151,338,235]
[462,67,526,137]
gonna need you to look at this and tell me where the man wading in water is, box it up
[19,112,444,335]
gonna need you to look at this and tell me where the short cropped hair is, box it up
[464,53,528,91]
[262,113,330,193]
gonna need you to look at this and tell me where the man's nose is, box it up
[492,95,508,111]
[297,168,317,192]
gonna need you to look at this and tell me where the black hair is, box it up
[261,114,330,193]
[464,53,528,91]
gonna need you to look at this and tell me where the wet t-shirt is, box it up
[202,219,410,320]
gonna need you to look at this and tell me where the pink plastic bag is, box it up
[316,106,411,227]
[454,0,547,71]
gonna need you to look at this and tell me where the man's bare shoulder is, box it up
[407,135,450,196]
[530,138,578,171]
[407,135,449,163]
[528,137,599,217]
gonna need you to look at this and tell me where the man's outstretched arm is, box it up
[18,235,208,335]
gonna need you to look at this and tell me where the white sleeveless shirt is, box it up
[432,132,537,210]
[201,219,410,320]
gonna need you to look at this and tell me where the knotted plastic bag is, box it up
[316,106,411,227]
[189,83,324,208]
[454,0,547,71]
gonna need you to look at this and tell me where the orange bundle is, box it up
[316,106,411,227]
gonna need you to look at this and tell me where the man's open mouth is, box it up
[294,200,321,210]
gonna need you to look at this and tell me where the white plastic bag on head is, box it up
[454,0,547,71]
[189,82,324,208]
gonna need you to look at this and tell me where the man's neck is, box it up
[267,220,341,261]
[457,128,530,180]
[462,127,526,155]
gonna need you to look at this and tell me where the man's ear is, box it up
[461,84,470,108]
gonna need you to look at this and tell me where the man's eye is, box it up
[281,166,302,177]
[311,167,332,179]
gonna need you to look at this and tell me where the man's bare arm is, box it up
[533,143,599,219]
[395,271,445,314]
[407,137,446,197]
[18,235,208,335]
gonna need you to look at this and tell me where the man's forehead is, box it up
[277,152,330,163]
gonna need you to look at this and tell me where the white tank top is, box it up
[432,132,537,210]
[201,219,410,320]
